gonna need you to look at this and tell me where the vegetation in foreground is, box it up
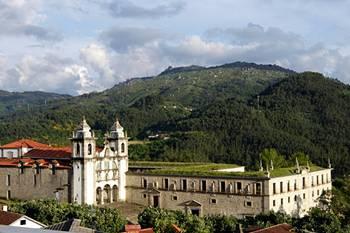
[9,199,126,233]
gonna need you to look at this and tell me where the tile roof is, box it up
[0,210,23,225]
[24,147,72,160]
[46,219,100,233]
[0,158,71,169]
[248,223,293,233]
[0,139,51,149]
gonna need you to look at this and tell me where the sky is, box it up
[0,0,350,95]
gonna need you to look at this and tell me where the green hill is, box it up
[0,62,349,175]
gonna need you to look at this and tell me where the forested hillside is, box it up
[0,62,349,175]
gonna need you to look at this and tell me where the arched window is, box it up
[88,144,92,155]
[76,144,80,156]
[121,143,125,153]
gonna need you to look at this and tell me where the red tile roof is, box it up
[249,223,293,233]
[0,158,71,169]
[0,210,23,225]
[24,147,72,160]
[0,139,51,149]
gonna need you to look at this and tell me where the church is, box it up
[0,117,332,218]
[0,117,128,205]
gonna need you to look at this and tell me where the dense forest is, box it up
[0,62,349,175]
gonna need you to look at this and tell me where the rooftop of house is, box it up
[45,219,100,233]
[24,147,72,160]
[128,161,327,178]
[0,210,23,225]
[0,158,71,169]
[0,139,51,149]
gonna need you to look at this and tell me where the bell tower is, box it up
[71,117,97,205]
[107,117,128,201]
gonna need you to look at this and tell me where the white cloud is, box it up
[80,43,115,86]
[0,54,99,95]
[0,0,62,41]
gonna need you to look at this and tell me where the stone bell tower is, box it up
[71,117,97,205]
[106,117,128,201]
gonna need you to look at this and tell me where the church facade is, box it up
[0,117,332,218]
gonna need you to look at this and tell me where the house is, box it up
[0,210,46,228]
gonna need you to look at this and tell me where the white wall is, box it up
[11,216,44,229]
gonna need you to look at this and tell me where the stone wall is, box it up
[0,167,71,202]
[126,174,270,218]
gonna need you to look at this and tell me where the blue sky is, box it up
[0,0,350,95]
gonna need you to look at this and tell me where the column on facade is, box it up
[109,187,114,203]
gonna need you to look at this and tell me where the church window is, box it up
[6,151,13,159]
[164,178,169,190]
[6,175,10,186]
[88,144,92,155]
[182,179,187,191]
[121,143,125,153]
[76,144,80,156]
[201,180,207,192]
[246,201,252,207]
[220,181,226,193]
[256,183,262,195]
[237,182,242,192]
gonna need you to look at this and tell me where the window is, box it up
[6,151,14,159]
[256,183,262,195]
[273,183,276,194]
[172,195,178,201]
[143,194,147,198]
[303,193,306,199]
[164,178,169,190]
[273,200,276,207]
[246,201,252,207]
[294,195,297,202]
[121,143,125,153]
[316,175,319,185]
[288,197,291,203]
[237,182,242,192]
[321,175,324,184]
[211,199,217,204]
[20,220,26,225]
[280,182,283,193]
[33,175,37,186]
[143,179,147,188]
[287,181,290,192]
[303,177,306,189]
[312,176,314,186]
[7,190,11,200]
[6,174,10,186]
[281,198,284,205]
[76,144,80,156]
[317,190,320,195]
[182,179,187,191]
[52,165,56,175]
[201,180,207,192]
[220,181,226,193]
[88,144,92,155]
[294,180,297,190]
[312,191,314,197]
